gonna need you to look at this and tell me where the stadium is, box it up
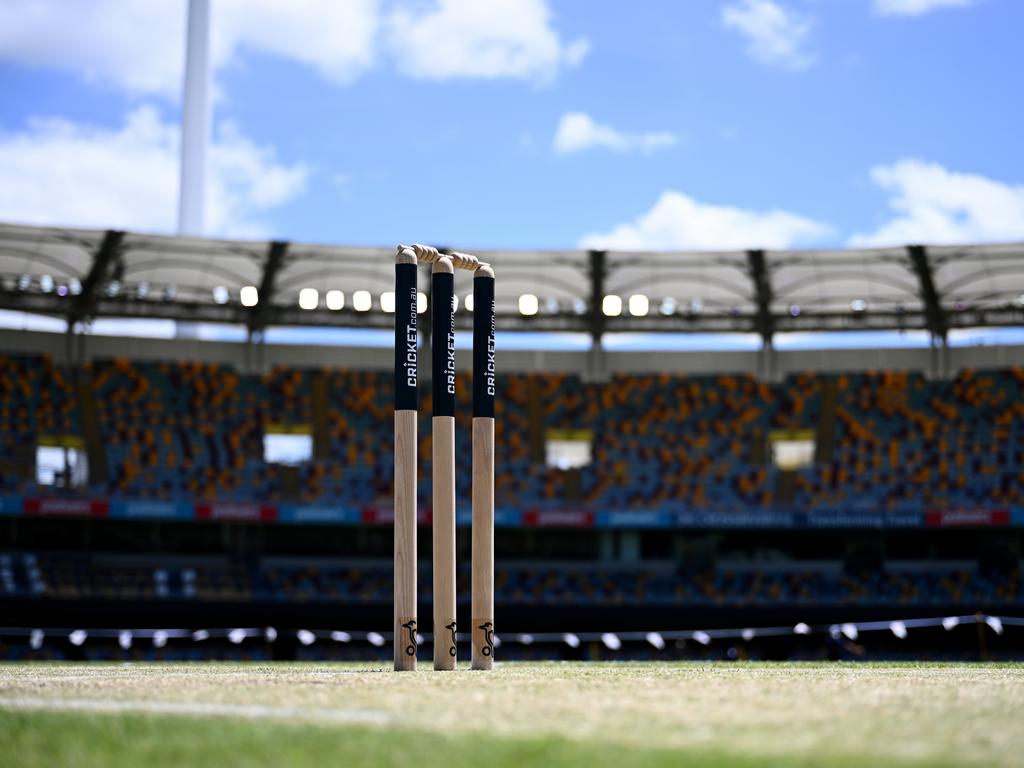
[2,1,1023,766]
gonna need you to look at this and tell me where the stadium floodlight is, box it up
[789,304,801,317]
[519,294,539,316]
[330,631,351,643]
[366,631,386,647]
[136,281,150,299]
[562,633,580,648]
[152,630,168,648]
[545,297,560,315]
[492,634,501,648]
[850,299,867,313]
[942,616,960,631]
[602,294,622,317]
[30,629,44,650]
[660,297,677,316]
[793,622,811,635]
[692,630,711,646]
[689,297,704,316]
[263,627,278,642]
[601,632,622,650]
[40,275,54,293]
[1017,293,1024,307]
[296,629,316,646]
[17,274,30,291]
[228,628,247,644]
[298,288,319,310]
[741,628,756,642]
[212,286,229,305]
[840,623,859,641]
[628,294,649,317]
[645,631,665,650]
[380,291,396,313]
[69,277,82,296]
[353,290,371,312]
[417,291,428,314]
[890,621,907,639]
[517,633,534,645]
[163,285,177,301]
[239,285,258,307]
[192,629,210,641]
[118,631,133,650]
[573,298,587,315]
[453,294,460,313]
[464,293,474,313]
[68,629,87,646]
[985,616,1004,635]
[107,281,121,298]
[56,284,69,297]
[326,290,345,311]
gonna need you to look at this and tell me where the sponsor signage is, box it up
[925,509,1011,527]
[195,503,276,522]
[24,497,108,517]
[522,509,595,527]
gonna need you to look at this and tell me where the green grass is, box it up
[1,662,1022,767]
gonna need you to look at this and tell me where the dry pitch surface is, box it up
[1,662,1022,767]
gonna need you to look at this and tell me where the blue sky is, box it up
[1,0,1023,253]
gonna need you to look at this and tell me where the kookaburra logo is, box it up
[401,619,417,657]
[479,621,494,657]
[445,621,458,657]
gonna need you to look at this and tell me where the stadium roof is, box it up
[0,222,1022,340]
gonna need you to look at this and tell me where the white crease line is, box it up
[0,696,391,724]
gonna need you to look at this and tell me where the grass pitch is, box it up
[1,662,1022,767]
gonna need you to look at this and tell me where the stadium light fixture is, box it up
[417,291,428,314]
[453,294,460,313]
[741,628,756,642]
[152,630,168,648]
[573,298,587,316]
[789,304,801,317]
[464,293,474,313]
[380,291,396,313]
[298,288,319,310]
[692,630,711,646]
[601,632,622,650]
[263,627,278,642]
[689,297,704,316]
[69,629,87,646]
[889,621,907,639]
[660,297,677,316]
[239,285,258,307]
[985,616,1004,635]
[228,628,247,644]
[561,633,579,648]
[942,617,960,631]
[17,274,30,291]
[212,286,229,305]
[517,634,534,645]
[850,299,867,313]
[30,629,44,650]
[645,631,665,650]
[297,629,316,646]
[40,275,53,293]
[628,294,649,317]
[330,631,351,643]
[602,294,622,317]
[118,630,133,650]
[367,632,386,647]
[69,277,82,296]
[519,294,539,316]
[136,281,150,300]
[353,290,372,312]
[192,629,210,641]
[163,285,177,301]
[545,297,560,315]
[1017,293,1024,307]
[840,623,858,641]
[326,290,345,311]
[106,281,121,298]
[793,622,811,635]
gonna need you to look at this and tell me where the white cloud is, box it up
[849,160,1024,247]
[873,0,977,16]
[388,0,589,82]
[553,113,678,155]
[0,107,308,238]
[721,0,814,71]
[0,0,580,95]
[579,190,831,251]
[0,0,379,97]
